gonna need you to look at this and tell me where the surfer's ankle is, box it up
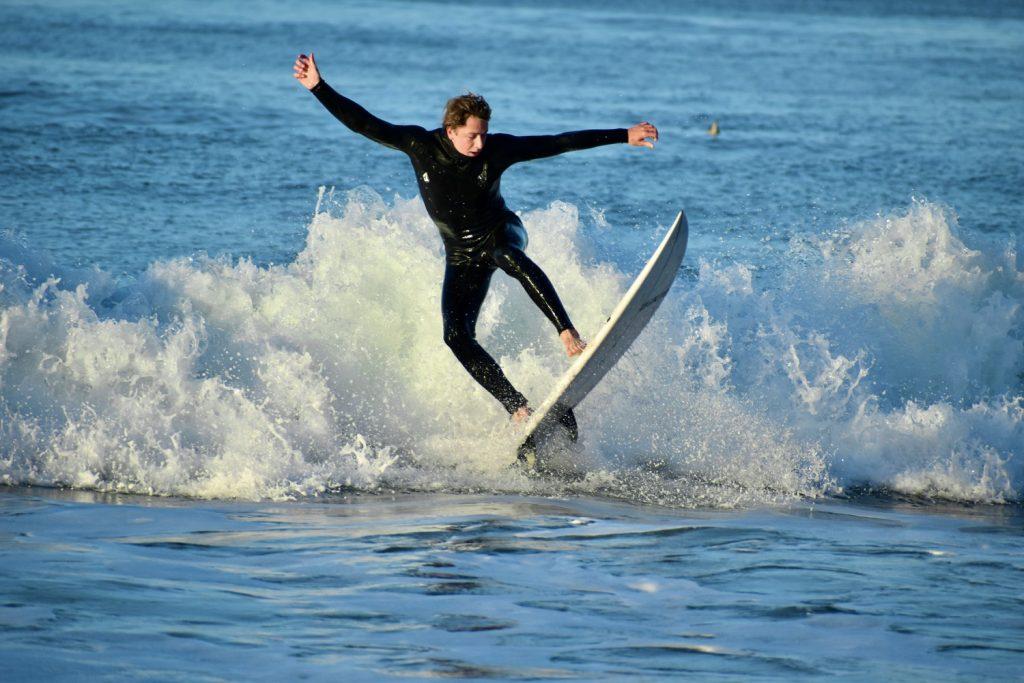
[560,328,587,357]
[511,405,532,425]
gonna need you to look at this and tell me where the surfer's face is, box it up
[446,116,488,157]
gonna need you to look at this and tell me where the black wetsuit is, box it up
[311,80,627,414]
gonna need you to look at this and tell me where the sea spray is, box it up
[743,200,1021,501]
[1,192,1019,504]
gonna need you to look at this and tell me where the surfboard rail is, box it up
[517,210,689,465]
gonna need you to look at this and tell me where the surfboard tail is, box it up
[517,405,576,465]
[517,434,537,465]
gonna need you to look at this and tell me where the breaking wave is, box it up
[1,191,1020,505]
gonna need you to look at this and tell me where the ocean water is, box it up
[1,0,1023,679]
[3,489,1022,681]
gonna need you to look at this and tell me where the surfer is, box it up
[293,52,658,424]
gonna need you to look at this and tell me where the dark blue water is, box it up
[3,0,1022,274]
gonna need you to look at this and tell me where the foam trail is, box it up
[1,193,1019,504]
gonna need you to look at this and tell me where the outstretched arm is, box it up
[293,52,417,152]
[499,121,659,165]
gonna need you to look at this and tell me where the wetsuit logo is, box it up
[421,172,430,184]
[477,167,488,185]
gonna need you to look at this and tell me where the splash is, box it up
[1,193,1019,504]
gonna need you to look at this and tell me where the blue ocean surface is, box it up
[3,489,1022,680]
[1,0,1022,679]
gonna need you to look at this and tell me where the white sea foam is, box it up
[1,193,1020,504]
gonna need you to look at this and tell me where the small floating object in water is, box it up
[708,120,720,137]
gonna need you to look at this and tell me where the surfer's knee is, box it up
[443,325,473,354]
[442,326,461,351]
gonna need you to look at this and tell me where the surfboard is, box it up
[517,210,689,467]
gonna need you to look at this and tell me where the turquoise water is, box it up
[1,0,1023,679]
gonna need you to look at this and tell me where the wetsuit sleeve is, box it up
[496,129,629,165]
[310,80,418,152]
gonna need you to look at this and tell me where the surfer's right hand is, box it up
[293,52,322,90]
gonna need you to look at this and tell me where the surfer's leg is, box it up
[489,221,586,356]
[442,262,529,415]
[489,221,573,332]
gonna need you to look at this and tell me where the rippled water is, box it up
[2,488,1022,680]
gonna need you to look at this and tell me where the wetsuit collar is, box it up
[437,129,477,165]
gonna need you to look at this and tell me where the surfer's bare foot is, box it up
[512,405,533,425]
[560,328,586,357]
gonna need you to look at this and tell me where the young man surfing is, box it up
[293,52,658,428]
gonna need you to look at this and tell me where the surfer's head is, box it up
[444,92,490,157]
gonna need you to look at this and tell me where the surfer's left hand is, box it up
[560,328,587,357]
[628,122,659,149]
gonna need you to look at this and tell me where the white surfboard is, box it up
[517,210,689,466]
